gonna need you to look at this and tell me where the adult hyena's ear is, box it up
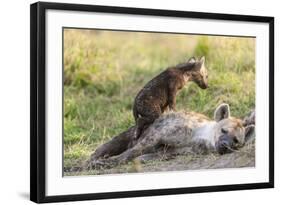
[244,124,255,143]
[214,103,230,122]
[243,109,255,126]
[188,57,196,63]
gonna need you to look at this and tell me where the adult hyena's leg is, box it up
[135,153,162,162]
[136,150,174,163]
[90,131,161,169]
[136,146,193,163]
[90,126,135,161]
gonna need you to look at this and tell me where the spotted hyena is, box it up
[133,56,208,140]
[88,104,255,169]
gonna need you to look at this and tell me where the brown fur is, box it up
[133,57,208,140]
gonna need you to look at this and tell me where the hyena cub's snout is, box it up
[197,80,208,89]
[191,56,208,89]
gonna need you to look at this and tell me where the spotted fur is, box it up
[88,104,255,169]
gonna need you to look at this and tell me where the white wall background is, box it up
[0,0,279,204]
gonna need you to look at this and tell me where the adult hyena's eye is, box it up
[221,128,228,134]
[233,137,239,144]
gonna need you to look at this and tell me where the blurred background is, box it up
[63,29,255,171]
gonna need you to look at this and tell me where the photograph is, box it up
[63,28,256,176]
[30,2,274,202]
[0,0,279,204]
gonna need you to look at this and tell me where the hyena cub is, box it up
[133,56,208,140]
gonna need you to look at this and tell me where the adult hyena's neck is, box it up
[192,121,216,148]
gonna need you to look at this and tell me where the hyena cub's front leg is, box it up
[167,82,179,111]
[90,132,161,169]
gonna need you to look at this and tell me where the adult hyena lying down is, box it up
[88,104,255,169]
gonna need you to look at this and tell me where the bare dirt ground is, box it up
[65,139,255,176]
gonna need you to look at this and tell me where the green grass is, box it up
[63,29,255,169]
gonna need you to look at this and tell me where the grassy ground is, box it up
[63,29,255,174]
[65,139,255,176]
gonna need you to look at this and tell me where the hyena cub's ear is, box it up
[244,124,255,143]
[188,57,196,63]
[192,56,206,71]
[214,103,230,122]
[199,56,205,65]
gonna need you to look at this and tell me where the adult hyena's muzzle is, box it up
[215,134,236,155]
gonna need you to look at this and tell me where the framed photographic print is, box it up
[30,1,274,203]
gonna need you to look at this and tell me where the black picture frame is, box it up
[30,1,274,203]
